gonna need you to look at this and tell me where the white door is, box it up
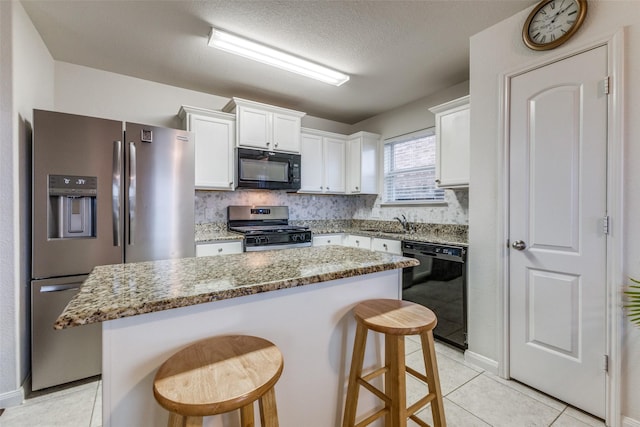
[509,46,608,418]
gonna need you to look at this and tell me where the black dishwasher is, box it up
[402,241,468,350]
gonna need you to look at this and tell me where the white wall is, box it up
[469,1,640,422]
[53,62,351,134]
[350,81,469,225]
[0,0,54,408]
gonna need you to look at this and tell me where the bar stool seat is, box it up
[343,299,446,427]
[153,335,283,427]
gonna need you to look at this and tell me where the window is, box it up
[383,128,444,203]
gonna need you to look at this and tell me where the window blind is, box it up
[383,128,444,203]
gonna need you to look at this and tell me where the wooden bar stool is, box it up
[153,335,283,427]
[342,299,446,427]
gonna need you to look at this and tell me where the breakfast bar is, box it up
[56,245,418,427]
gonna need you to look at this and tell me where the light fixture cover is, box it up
[208,27,350,87]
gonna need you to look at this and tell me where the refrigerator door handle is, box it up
[40,283,83,293]
[128,141,136,245]
[112,140,122,247]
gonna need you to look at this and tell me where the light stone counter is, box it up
[55,246,418,329]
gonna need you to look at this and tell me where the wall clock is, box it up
[522,0,587,51]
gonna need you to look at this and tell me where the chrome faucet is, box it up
[393,214,409,232]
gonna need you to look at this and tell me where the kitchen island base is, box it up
[102,269,401,427]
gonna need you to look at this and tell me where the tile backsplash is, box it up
[195,190,366,223]
[195,188,468,225]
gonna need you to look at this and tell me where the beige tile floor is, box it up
[0,337,605,427]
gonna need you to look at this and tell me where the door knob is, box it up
[511,240,527,251]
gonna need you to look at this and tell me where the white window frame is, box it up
[382,128,445,205]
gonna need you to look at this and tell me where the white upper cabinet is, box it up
[178,106,235,191]
[323,136,346,193]
[347,131,380,194]
[429,95,470,188]
[300,129,346,194]
[223,97,306,153]
[300,132,324,192]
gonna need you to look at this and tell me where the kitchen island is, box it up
[56,245,418,427]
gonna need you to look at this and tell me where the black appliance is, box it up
[401,240,468,350]
[228,205,312,251]
[236,148,301,190]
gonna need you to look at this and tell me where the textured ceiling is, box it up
[21,0,535,124]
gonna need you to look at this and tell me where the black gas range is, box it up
[228,205,312,252]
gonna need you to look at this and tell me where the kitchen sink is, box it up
[360,228,407,235]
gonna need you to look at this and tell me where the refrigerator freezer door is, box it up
[31,276,101,391]
[32,110,124,279]
[124,123,195,263]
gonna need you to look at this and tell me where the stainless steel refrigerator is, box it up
[31,109,195,390]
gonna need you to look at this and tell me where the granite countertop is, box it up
[195,220,468,246]
[54,246,418,329]
[310,228,467,246]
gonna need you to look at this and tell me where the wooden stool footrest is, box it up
[408,413,431,427]
[357,377,391,405]
[406,365,428,383]
[407,392,437,417]
[361,366,387,382]
[354,407,388,427]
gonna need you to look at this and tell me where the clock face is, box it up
[523,0,587,50]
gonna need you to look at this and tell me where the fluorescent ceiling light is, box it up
[208,27,350,87]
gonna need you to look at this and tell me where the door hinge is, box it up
[604,354,609,373]
[604,76,611,95]
[603,216,610,235]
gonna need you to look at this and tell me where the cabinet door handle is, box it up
[275,142,279,147]
[355,186,359,190]
[229,182,233,186]
[327,240,331,244]
[383,243,388,249]
[266,142,271,146]
[218,248,223,253]
[435,179,441,184]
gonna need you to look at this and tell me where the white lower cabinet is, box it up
[314,234,402,255]
[371,238,402,255]
[312,234,345,246]
[196,241,243,257]
[343,235,372,250]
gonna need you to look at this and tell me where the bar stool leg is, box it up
[342,322,368,427]
[167,413,203,427]
[420,331,446,427]
[240,403,255,427]
[385,335,407,427]
[259,387,280,427]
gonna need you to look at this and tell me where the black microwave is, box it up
[236,148,301,190]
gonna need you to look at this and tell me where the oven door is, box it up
[236,148,301,190]
[402,246,467,350]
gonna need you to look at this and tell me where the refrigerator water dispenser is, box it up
[48,174,97,239]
